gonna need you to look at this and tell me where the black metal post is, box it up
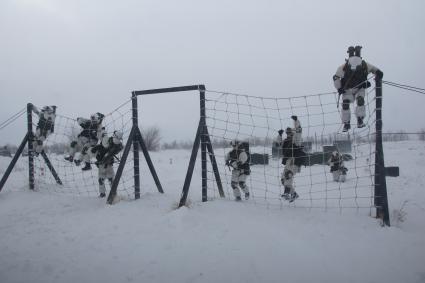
[27,103,35,190]
[179,122,201,207]
[135,127,164,193]
[108,126,136,204]
[205,127,225,197]
[374,78,390,226]
[132,84,217,206]
[200,86,208,202]
[40,151,63,185]
[0,133,29,192]
[132,92,141,199]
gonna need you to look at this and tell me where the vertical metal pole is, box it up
[205,128,225,197]
[179,122,201,207]
[108,126,135,204]
[40,151,62,185]
[27,103,35,190]
[200,86,208,202]
[374,78,390,226]
[132,92,140,199]
[135,127,164,193]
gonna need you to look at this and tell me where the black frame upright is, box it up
[374,78,391,226]
[107,85,224,205]
[104,85,223,206]
[107,92,164,204]
[0,103,62,192]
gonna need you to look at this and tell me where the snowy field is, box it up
[1,140,425,283]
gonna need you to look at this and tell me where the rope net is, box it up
[27,101,137,199]
[204,85,377,212]
[2,81,379,212]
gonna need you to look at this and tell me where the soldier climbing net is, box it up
[0,100,141,199]
[1,79,389,221]
[37,101,139,198]
[203,85,379,212]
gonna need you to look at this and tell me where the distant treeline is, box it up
[161,129,425,150]
[1,129,424,155]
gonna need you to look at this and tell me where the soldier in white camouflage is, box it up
[333,46,383,132]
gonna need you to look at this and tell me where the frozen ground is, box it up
[0,141,425,283]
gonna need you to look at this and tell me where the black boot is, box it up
[82,162,92,171]
[245,192,250,200]
[99,192,106,198]
[289,192,299,203]
[64,155,74,162]
[281,186,291,200]
[343,122,351,132]
[357,117,365,128]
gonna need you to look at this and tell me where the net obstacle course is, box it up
[0,78,397,226]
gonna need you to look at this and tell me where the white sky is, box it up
[1,0,425,144]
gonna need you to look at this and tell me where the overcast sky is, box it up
[1,0,424,144]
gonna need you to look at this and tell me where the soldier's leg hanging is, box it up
[231,181,242,199]
[98,178,106,197]
[239,181,249,200]
[341,99,351,123]
[355,89,366,122]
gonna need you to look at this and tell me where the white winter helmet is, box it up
[42,106,54,113]
[91,112,104,121]
[230,140,240,148]
[113,130,123,140]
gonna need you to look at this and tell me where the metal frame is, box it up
[374,78,391,226]
[0,84,392,225]
[0,103,62,192]
[107,93,165,204]
[105,85,223,206]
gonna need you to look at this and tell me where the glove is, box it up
[231,161,238,169]
[375,69,383,80]
[291,115,298,121]
[338,88,345,95]
[363,81,372,88]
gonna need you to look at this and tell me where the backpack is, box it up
[281,138,307,167]
[342,59,369,89]
[239,142,251,175]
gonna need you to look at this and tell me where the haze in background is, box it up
[1,0,424,144]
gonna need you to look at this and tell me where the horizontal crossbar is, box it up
[133,85,205,96]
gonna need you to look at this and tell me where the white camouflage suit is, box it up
[226,146,250,199]
[280,128,303,201]
[281,158,299,193]
[98,164,115,195]
[333,56,380,125]
[96,134,123,195]
[82,127,105,164]
[67,117,103,162]
[328,153,346,182]
[33,106,56,154]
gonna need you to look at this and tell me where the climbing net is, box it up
[2,100,140,199]
[204,84,378,212]
[1,80,381,212]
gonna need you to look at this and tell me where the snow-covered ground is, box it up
[1,141,425,283]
